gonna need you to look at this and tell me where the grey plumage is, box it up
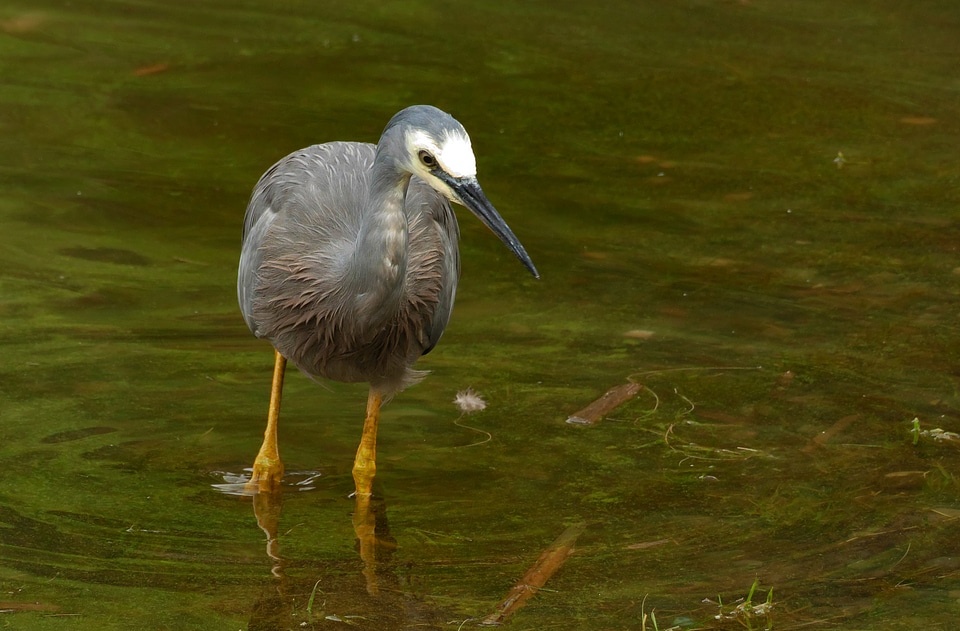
[238,105,537,397]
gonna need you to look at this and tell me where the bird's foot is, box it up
[352,445,377,498]
[244,456,284,495]
[352,466,376,498]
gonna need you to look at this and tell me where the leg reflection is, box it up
[243,481,440,629]
[352,479,397,596]
[252,490,285,579]
[247,489,288,631]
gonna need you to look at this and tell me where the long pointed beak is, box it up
[444,175,539,279]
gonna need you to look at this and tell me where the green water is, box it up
[2,0,959,628]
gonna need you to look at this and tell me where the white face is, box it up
[434,129,477,178]
[405,129,478,200]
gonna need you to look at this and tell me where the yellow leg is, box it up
[246,349,286,494]
[352,388,382,498]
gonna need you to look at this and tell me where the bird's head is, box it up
[382,105,476,200]
[383,105,539,279]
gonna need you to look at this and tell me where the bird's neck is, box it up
[347,153,411,326]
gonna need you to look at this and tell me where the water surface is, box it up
[1,1,959,629]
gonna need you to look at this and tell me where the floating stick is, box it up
[566,382,642,425]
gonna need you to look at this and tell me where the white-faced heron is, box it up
[238,105,538,497]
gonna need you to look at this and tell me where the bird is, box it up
[238,105,538,497]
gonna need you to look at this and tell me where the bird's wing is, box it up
[238,142,375,335]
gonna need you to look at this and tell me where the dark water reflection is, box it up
[1,0,959,629]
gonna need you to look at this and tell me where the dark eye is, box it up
[418,150,437,168]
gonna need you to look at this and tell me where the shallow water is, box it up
[1,1,959,629]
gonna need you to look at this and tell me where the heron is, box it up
[238,105,539,498]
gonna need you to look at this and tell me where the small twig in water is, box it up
[673,388,695,416]
[453,416,493,447]
[481,523,586,625]
[889,542,911,570]
[628,365,762,381]
[664,423,675,450]
[644,385,660,415]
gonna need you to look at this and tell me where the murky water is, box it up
[2,1,959,629]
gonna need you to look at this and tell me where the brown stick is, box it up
[802,413,860,453]
[566,382,641,425]
[481,523,586,625]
